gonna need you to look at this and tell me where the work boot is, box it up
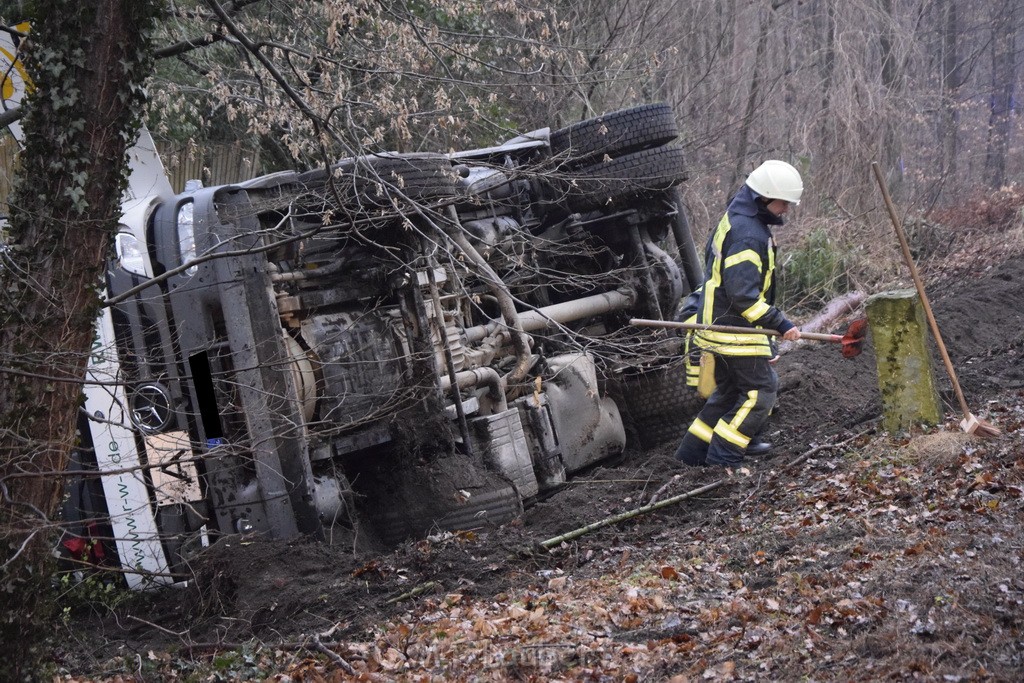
[746,439,773,457]
[673,433,708,466]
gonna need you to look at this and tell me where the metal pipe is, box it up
[268,257,348,283]
[669,188,704,293]
[440,367,508,412]
[463,288,635,343]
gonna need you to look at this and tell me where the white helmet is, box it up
[745,160,804,205]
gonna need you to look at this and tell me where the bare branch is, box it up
[0,105,22,129]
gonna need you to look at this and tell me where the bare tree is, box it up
[938,0,963,180]
[984,0,1018,188]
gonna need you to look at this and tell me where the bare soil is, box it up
[56,254,1024,681]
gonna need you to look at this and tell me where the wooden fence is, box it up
[156,141,264,193]
[0,138,264,214]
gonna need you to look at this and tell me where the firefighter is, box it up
[674,160,803,467]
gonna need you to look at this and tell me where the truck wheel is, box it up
[348,153,459,208]
[608,361,703,450]
[551,103,679,168]
[558,146,688,213]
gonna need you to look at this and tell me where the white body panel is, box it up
[83,307,172,589]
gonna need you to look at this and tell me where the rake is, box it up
[630,318,868,359]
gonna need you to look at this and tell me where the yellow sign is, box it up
[1,22,33,142]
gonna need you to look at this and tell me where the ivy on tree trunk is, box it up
[0,2,161,679]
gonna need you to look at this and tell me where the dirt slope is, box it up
[57,256,1024,681]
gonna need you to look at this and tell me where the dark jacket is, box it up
[693,185,794,357]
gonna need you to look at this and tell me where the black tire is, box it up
[551,103,679,168]
[349,153,459,207]
[608,361,703,449]
[292,154,458,223]
[558,145,688,213]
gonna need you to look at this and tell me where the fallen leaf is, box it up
[472,618,497,636]
[508,606,530,619]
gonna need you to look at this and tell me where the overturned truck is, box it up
[65,104,704,587]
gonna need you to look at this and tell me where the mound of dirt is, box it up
[771,254,1024,448]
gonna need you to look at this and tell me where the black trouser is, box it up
[674,354,778,467]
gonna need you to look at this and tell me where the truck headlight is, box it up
[115,231,147,275]
[177,200,197,274]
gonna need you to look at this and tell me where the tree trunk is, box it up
[0,3,159,679]
[729,6,774,189]
[984,0,1017,188]
[878,0,905,195]
[939,0,962,180]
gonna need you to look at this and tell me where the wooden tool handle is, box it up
[630,318,840,342]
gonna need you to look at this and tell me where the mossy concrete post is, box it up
[866,289,943,432]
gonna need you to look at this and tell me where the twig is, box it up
[784,426,875,471]
[739,471,767,507]
[540,479,728,549]
[0,528,39,569]
[312,634,356,675]
[127,614,189,638]
[647,474,682,505]
[729,426,877,512]
[183,638,354,659]
[384,580,442,606]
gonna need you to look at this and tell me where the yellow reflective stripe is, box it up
[688,418,714,443]
[741,300,771,321]
[701,215,732,323]
[714,420,750,448]
[695,330,772,347]
[762,243,775,298]
[693,339,773,357]
[732,390,759,429]
[724,346,773,357]
[724,249,762,271]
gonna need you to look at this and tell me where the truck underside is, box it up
[65,104,705,586]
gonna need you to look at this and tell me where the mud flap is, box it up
[543,353,626,473]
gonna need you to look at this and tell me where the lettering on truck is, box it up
[83,310,172,588]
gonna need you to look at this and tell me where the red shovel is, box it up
[631,318,868,359]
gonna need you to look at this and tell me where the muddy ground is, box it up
[57,252,1024,681]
